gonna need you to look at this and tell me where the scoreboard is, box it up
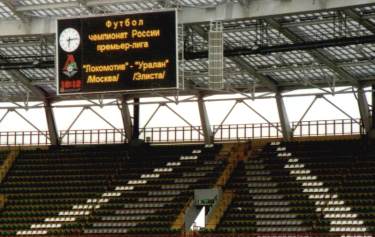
[56,10,177,95]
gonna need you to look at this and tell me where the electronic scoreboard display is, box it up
[56,10,177,95]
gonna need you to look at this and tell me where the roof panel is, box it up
[343,64,375,78]
[0,2,17,19]
[0,1,375,100]
[20,68,55,81]
[291,20,372,41]
[265,67,336,84]
[241,51,316,69]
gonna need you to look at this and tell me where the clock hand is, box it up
[67,37,72,47]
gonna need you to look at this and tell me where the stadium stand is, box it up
[0,143,223,236]
[216,138,375,235]
[218,142,319,233]
[1,138,375,236]
[3,1,375,237]
[277,140,375,233]
[84,144,224,234]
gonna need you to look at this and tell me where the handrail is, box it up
[0,194,6,210]
[0,149,19,183]
[0,118,363,146]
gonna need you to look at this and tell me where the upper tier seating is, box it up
[0,143,223,236]
[84,144,224,234]
[217,138,375,234]
[218,143,319,233]
[279,140,375,233]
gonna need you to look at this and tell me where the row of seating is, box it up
[279,140,375,232]
[83,144,225,234]
[0,143,223,235]
[216,138,375,234]
[217,144,320,233]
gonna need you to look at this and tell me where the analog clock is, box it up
[59,27,81,53]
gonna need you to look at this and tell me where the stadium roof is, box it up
[1,0,375,102]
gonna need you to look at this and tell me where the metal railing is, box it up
[292,118,363,137]
[213,123,282,141]
[0,118,364,146]
[140,126,204,143]
[0,131,49,146]
[59,129,126,145]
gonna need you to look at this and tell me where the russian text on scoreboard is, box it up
[56,10,177,95]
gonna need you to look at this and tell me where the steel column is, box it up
[276,92,292,141]
[121,96,133,142]
[133,97,140,140]
[44,99,59,146]
[197,95,213,144]
[357,87,371,133]
[372,85,375,129]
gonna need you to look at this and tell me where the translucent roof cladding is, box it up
[278,10,373,41]
[0,82,30,97]
[241,51,315,68]
[355,5,375,16]
[0,70,13,81]
[20,68,55,81]
[178,0,227,7]
[94,1,159,13]
[291,20,371,41]
[344,64,375,78]
[0,1,375,101]
[264,67,336,83]
[11,0,228,18]
[0,45,54,64]
[16,0,75,4]
[0,1,17,19]
[200,19,292,48]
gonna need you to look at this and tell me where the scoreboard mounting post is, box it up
[56,10,178,95]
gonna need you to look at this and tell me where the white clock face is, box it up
[59,27,81,53]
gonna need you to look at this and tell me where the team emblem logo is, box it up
[62,54,78,77]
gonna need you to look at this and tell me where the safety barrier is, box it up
[0,118,363,146]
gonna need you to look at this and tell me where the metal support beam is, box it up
[2,0,375,37]
[357,87,371,133]
[185,34,375,59]
[191,25,278,92]
[164,104,204,135]
[120,96,133,143]
[197,95,213,144]
[44,99,59,146]
[344,7,375,134]
[344,9,375,34]
[276,92,292,141]
[59,107,85,141]
[1,0,29,23]
[242,101,283,133]
[133,97,140,140]
[213,100,239,135]
[13,110,49,139]
[265,18,360,87]
[77,0,94,13]
[292,96,318,133]
[6,72,46,99]
[0,56,47,99]
[321,96,359,123]
[372,85,375,130]
[87,107,125,136]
